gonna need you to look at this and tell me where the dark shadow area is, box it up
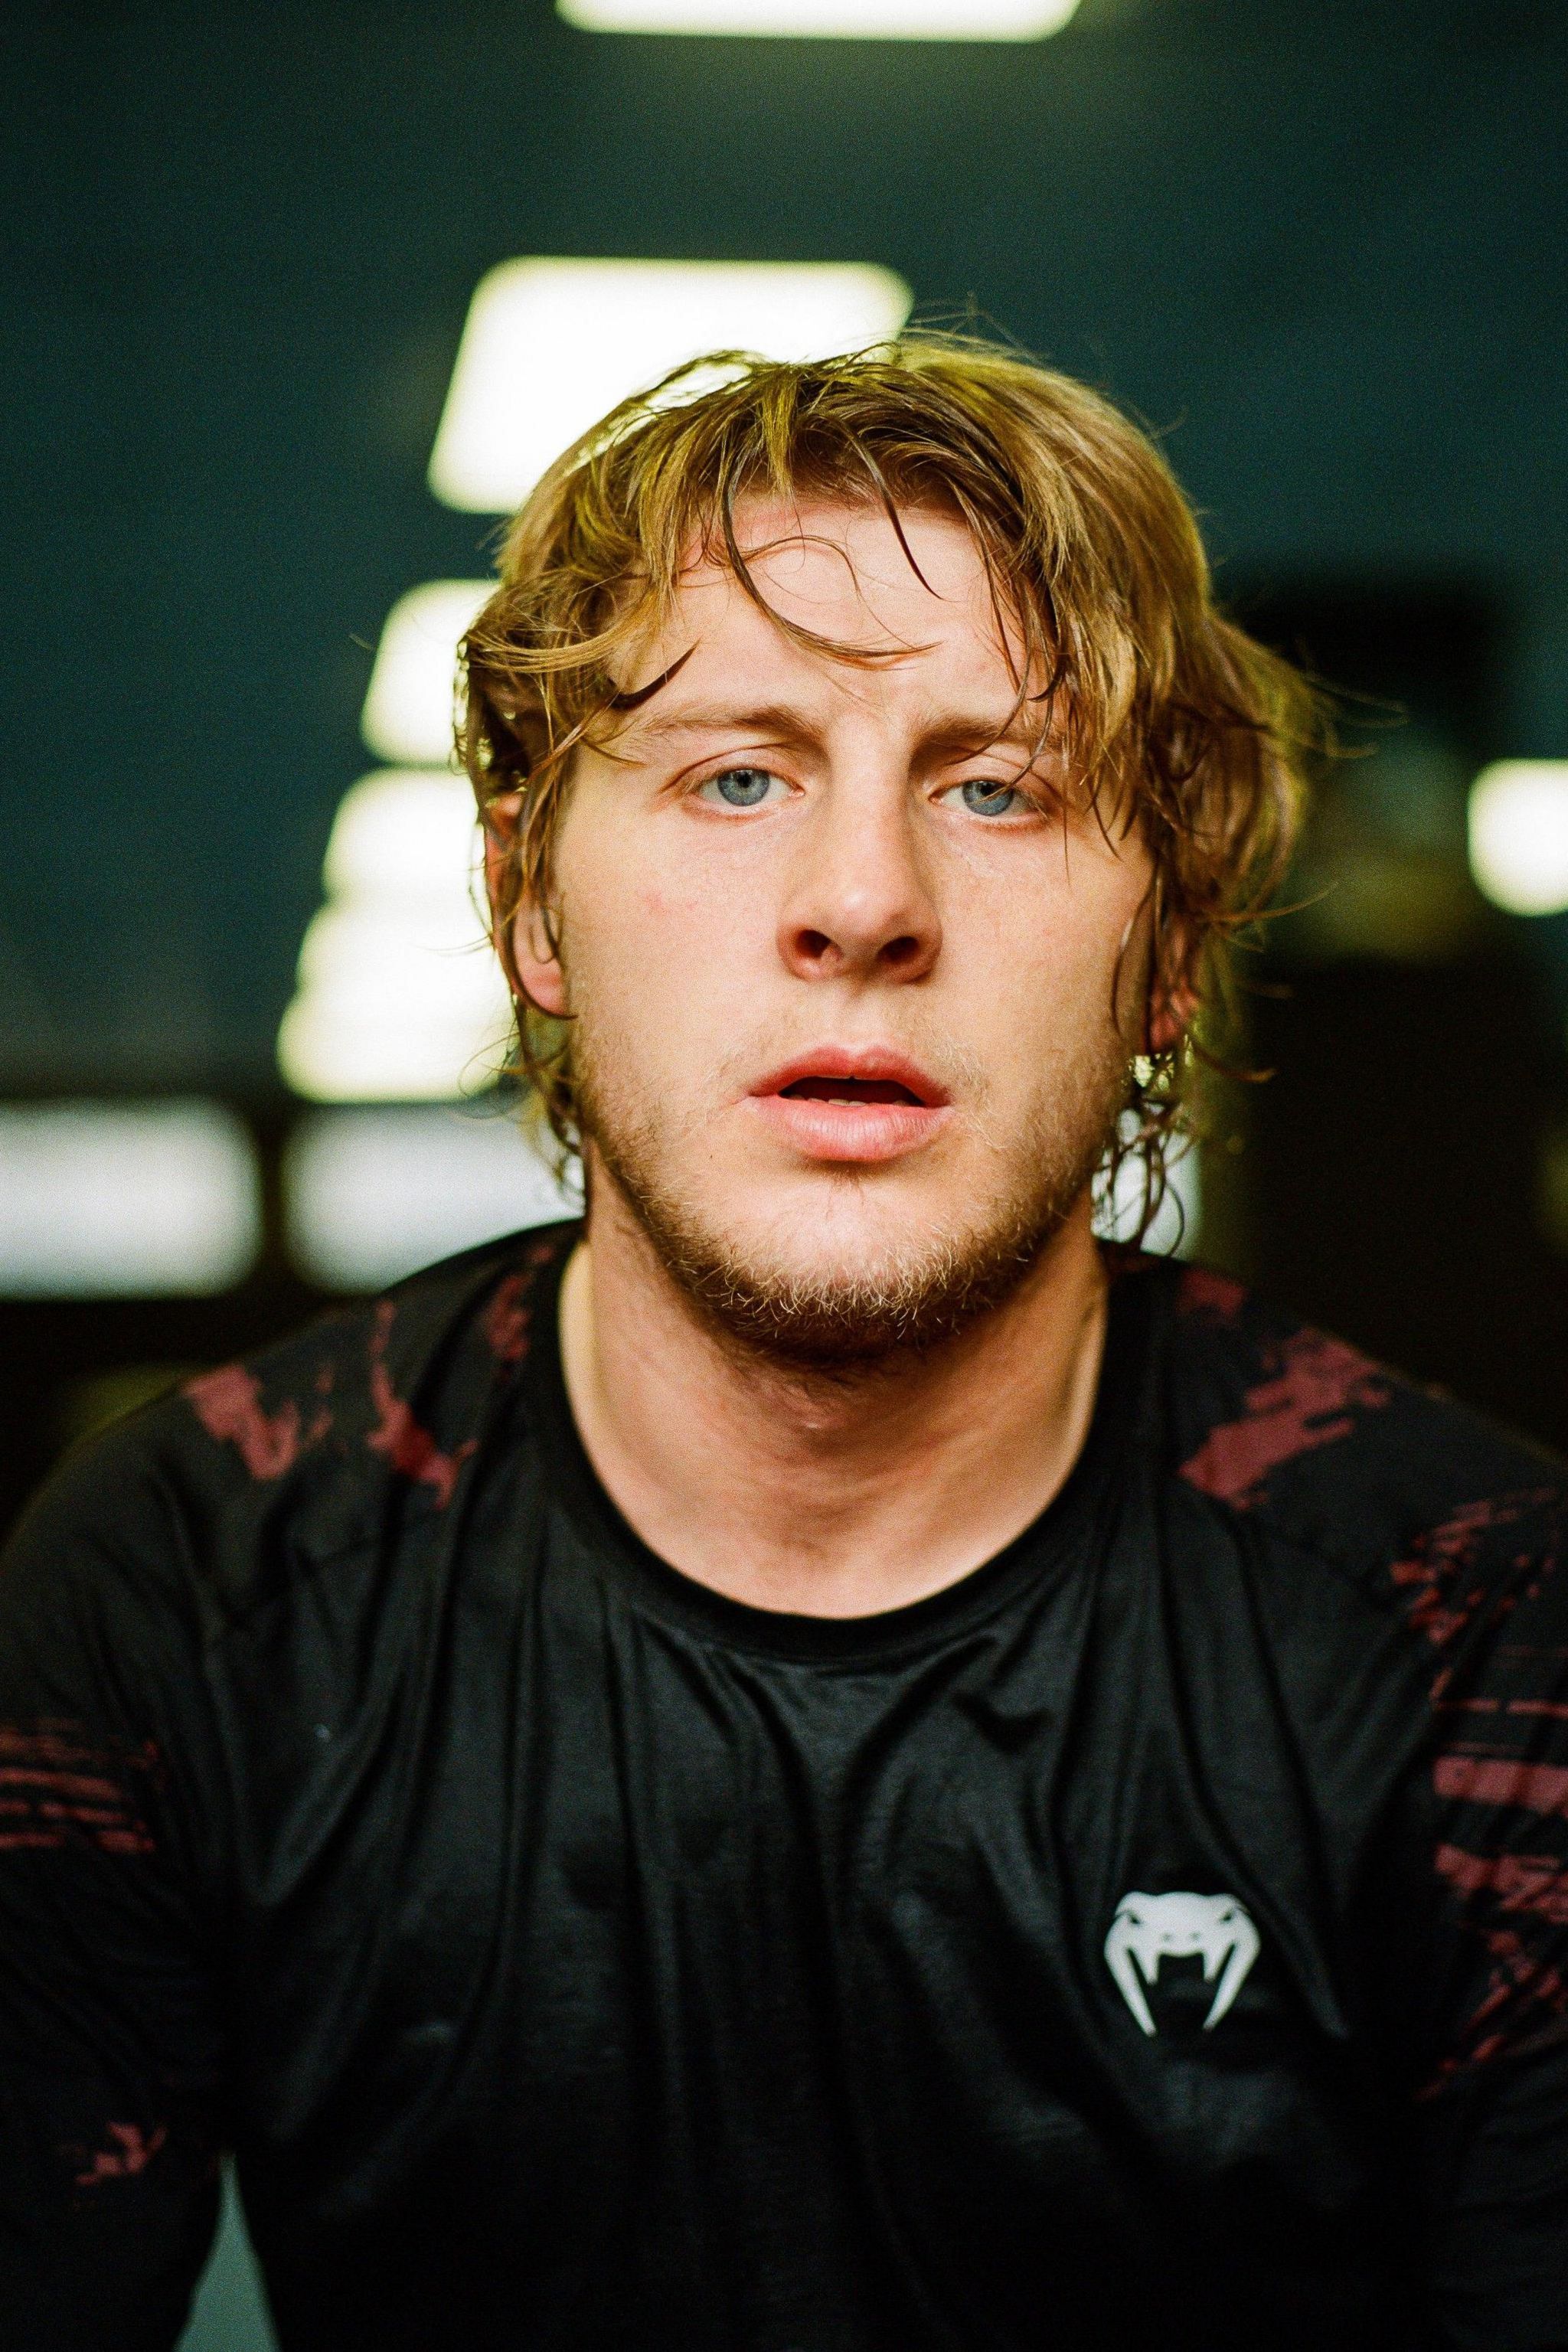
[1210,588,1568,1452]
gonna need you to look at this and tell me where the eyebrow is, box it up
[618,699,1054,758]
[622,701,815,745]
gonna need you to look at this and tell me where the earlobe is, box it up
[511,902,568,1018]
[1117,895,1195,1059]
[482,788,568,1018]
[1143,906,1199,1057]
[1146,982,1197,1057]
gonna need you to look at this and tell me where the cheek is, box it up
[583,828,767,979]
[965,862,1131,992]
[946,854,1146,1070]
[562,846,762,1076]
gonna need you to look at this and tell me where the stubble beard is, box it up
[571,1014,1130,1375]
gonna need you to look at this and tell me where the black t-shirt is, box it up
[2,1224,1567,2351]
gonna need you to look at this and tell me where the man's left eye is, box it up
[940,780,1024,817]
[697,768,786,809]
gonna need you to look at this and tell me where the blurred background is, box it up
[5,2,1568,2340]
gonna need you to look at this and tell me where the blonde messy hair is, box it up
[461,336,1315,1216]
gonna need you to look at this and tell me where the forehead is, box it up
[694,492,990,609]
[610,495,1031,720]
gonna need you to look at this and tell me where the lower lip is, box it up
[748,1093,951,1165]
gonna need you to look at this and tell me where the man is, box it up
[2,342,1565,2351]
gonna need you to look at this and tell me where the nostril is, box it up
[796,929,835,961]
[880,935,923,969]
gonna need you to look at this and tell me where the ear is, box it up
[1146,975,1198,1057]
[1145,913,1200,1057]
[483,789,568,1019]
[1117,890,1197,1060]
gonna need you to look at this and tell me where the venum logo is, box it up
[1104,1891,1260,2035]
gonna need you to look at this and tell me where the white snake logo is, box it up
[1103,1891,1260,2035]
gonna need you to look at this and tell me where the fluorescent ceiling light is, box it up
[285,1106,578,1289]
[429,257,912,511]
[361,580,492,766]
[0,1100,261,1298]
[559,0,1079,32]
[1468,760,1568,916]
[277,770,512,1102]
[322,766,484,902]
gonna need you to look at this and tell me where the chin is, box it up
[740,1180,974,1276]
[606,1159,1073,1370]
[577,1034,1123,1370]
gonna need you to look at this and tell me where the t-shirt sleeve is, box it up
[0,1423,230,2351]
[1403,1480,1568,2350]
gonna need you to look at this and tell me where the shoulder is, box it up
[175,1218,573,1521]
[1143,1256,1566,1643]
[2,1222,579,1635]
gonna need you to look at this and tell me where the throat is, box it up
[557,1200,1112,1622]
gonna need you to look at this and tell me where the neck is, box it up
[557,1177,1111,1619]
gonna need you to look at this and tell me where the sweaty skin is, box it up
[511,498,1166,1617]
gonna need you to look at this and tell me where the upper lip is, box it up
[748,1046,949,1108]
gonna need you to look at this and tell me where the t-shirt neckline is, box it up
[524,1231,1160,1668]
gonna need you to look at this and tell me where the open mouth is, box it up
[750,1051,948,1162]
[778,1076,925,1108]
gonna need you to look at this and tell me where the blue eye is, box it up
[956,780,1021,816]
[701,768,779,808]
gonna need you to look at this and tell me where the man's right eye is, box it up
[697,768,786,810]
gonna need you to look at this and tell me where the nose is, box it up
[777,776,942,986]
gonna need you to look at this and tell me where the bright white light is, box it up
[361,580,492,766]
[277,770,512,1102]
[322,768,485,902]
[0,1100,261,1298]
[429,257,913,512]
[1093,1130,1201,1259]
[560,0,1077,32]
[1468,761,1568,916]
[285,1106,578,1289]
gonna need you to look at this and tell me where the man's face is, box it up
[518,497,1155,1361]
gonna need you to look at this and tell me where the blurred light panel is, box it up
[286,1107,578,1289]
[322,766,482,901]
[430,258,912,511]
[1468,761,1568,916]
[1093,1132,1201,1259]
[560,0,1078,32]
[0,1100,260,1298]
[361,580,492,766]
[277,771,511,1102]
